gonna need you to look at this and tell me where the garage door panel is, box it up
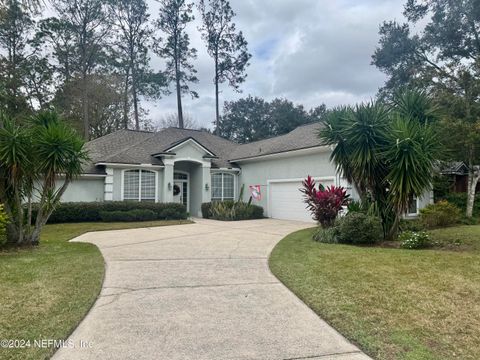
[269,180,334,222]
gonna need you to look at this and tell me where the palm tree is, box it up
[319,90,441,239]
[0,110,88,245]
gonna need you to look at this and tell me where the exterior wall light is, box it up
[205,183,209,191]
[168,182,172,191]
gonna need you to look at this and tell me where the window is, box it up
[123,169,156,202]
[211,173,235,201]
[408,194,418,215]
[174,172,188,180]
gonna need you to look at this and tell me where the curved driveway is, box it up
[54,219,370,360]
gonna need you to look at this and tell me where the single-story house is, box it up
[60,122,433,222]
[439,161,480,193]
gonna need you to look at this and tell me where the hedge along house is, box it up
[62,123,433,221]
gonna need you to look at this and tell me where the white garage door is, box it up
[269,179,334,222]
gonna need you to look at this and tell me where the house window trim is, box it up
[211,172,236,201]
[121,169,159,202]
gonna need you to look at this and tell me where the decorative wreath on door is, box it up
[173,184,181,196]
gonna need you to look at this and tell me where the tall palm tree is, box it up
[0,111,87,245]
[319,90,442,239]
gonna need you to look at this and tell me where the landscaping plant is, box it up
[0,204,9,246]
[99,209,159,222]
[204,184,264,221]
[335,212,383,245]
[209,200,263,221]
[312,226,338,243]
[399,218,425,232]
[300,175,349,227]
[419,200,461,229]
[0,111,88,245]
[442,192,480,218]
[399,231,431,249]
[319,89,442,239]
[31,202,187,223]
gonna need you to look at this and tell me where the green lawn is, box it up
[0,220,192,360]
[269,225,480,360]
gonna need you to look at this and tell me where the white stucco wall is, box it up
[237,149,347,216]
[38,178,105,203]
[173,141,210,160]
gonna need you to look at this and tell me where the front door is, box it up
[173,172,189,211]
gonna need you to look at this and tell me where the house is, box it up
[60,123,433,222]
[440,161,480,193]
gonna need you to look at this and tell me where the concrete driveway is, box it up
[54,219,370,360]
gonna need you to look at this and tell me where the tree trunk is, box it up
[214,56,219,134]
[82,72,89,139]
[27,195,32,227]
[176,66,184,128]
[466,166,480,218]
[30,178,71,245]
[386,212,401,241]
[122,69,130,129]
[132,73,140,131]
[14,187,23,244]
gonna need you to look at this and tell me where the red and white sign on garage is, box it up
[249,185,262,201]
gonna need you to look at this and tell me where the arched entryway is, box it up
[171,160,210,216]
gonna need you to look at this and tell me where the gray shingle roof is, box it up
[83,130,154,174]
[84,128,240,171]
[83,122,324,173]
[229,122,323,161]
[439,161,468,175]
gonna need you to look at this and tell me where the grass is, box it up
[269,225,480,360]
[0,219,192,360]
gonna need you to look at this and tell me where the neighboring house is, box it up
[440,161,480,193]
[59,123,433,221]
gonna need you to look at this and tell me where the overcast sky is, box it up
[146,0,406,129]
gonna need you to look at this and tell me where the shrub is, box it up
[460,216,479,226]
[235,202,264,219]
[399,231,431,249]
[300,175,349,227]
[312,226,338,243]
[419,200,461,229]
[335,213,383,245]
[31,202,187,224]
[346,200,363,213]
[201,202,213,219]
[0,204,9,247]
[441,193,480,216]
[208,201,263,221]
[400,218,425,232]
[99,209,158,222]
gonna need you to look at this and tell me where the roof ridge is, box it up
[165,126,206,133]
[122,128,155,134]
[163,127,240,146]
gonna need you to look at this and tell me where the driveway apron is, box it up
[53,219,371,360]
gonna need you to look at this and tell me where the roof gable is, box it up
[161,137,217,157]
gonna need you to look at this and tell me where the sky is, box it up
[145,0,406,129]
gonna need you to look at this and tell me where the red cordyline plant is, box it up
[300,176,349,227]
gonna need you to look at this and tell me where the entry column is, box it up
[162,160,174,203]
[202,162,211,205]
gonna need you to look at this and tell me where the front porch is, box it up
[162,160,211,217]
